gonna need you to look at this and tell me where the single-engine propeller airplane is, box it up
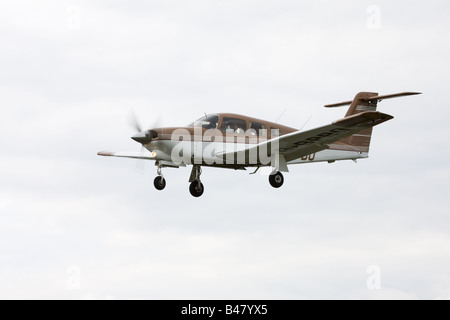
[98,91,421,197]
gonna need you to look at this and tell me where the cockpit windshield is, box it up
[188,114,219,129]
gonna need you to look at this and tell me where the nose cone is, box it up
[131,131,150,144]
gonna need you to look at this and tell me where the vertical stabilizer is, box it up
[336,92,379,153]
[344,92,378,117]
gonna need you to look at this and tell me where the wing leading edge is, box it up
[97,151,156,160]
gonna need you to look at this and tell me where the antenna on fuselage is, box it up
[275,108,287,123]
[300,115,312,131]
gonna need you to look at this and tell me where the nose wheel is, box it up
[153,164,166,191]
[269,171,284,188]
[154,176,166,190]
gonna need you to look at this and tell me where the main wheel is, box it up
[189,181,204,197]
[269,171,284,188]
[153,176,166,190]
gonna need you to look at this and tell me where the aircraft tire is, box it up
[189,181,204,197]
[154,176,166,190]
[269,172,284,188]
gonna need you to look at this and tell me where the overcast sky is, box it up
[1,0,449,300]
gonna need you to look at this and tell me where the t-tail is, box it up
[325,92,421,156]
[292,92,420,163]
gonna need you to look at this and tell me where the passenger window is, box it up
[271,127,282,138]
[220,117,247,134]
[249,122,266,136]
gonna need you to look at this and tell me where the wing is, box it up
[97,151,185,168]
[97,151,156,160]
[278,111,393,162]
[219,111,393,163]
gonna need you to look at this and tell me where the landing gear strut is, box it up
[153,164,166,191]
[269,171,284,188]
[189,165,204,197]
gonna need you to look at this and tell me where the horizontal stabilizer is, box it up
[325,92,421,108]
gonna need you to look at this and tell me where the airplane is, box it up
[98,91,421,197]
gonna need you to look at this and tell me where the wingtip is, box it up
[97,151,115,156]
[405,92,422,96]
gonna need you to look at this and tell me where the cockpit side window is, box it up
[220,117,247,134]
[202,115,219,129]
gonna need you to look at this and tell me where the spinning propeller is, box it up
[128,109,159,145]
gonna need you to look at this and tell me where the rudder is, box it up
[333,92,379,154]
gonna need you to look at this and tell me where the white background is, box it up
[0,0,449,299]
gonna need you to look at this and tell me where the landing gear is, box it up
[188,165,204,197]
[269,171,284,188]
[153,164,166,191]
[189,181,204,197]
[153,176,166,190]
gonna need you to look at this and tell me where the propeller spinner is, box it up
[128,109,159,145]
[131,130,157,144]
